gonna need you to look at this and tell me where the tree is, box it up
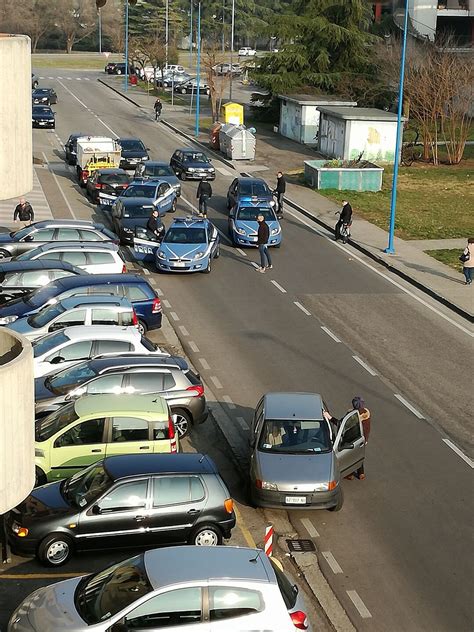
[21,0,57,52]
[203,46,229,122]
[132,36,178,83]
[54,0,97,53]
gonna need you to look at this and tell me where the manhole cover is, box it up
[287,539,315,553]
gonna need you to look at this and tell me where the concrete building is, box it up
[278,95,357,146]
[0,34,33,201]
[317,107,403,163]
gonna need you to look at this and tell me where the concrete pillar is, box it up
[0,35,33,201]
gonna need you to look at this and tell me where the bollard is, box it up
[264,524,273,557]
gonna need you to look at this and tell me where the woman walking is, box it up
[460,238,474,286]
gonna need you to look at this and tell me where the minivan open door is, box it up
[333,411,365,478]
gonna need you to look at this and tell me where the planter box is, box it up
[304,160,383,192]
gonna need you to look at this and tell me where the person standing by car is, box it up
[13,198,34,227]
[147,209,163,240]
[460,237,474,285]
[197,178,212,217]
[273,171,286,218]
[352,396,371,480]
[335,200,352,242]
[154,98,162,121]
[256,213,272,273]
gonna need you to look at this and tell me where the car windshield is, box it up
[33,90,49,96]
[183,153,208,163]
[240,182,270,197]
[24,284,58,308]
[123,186,156,198]
[47,361,98,395]
[9,226,32,240]
[15,250,38,261]
[164,227,206,244]
[33,107,51,114]
[120,140,146,151]
[123,204,152,218]
[27,302,66,328]
[32,329,68,358]
[75,553,152,624]
[237,207,276,221]
[35,402,78,442]
[144,165,174,177]
[62,461,113,510]
[100,173,130,184]
[258,419,331,454]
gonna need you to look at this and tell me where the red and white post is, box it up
[264,524,274,557]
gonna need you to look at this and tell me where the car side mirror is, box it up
[50,356,64,364]
[24,235,33,242]
[91,504,102,515]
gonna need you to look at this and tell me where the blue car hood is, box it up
[159,241,206,258]
[0,233,14,243]
[0,296,34,318]
[234,219,279,233]
[35,376,54,401]
[122,150,149,159]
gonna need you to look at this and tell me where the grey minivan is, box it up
[249,392,366,511]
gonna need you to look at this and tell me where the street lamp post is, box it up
[195,0,201,137]
[385,0,409,254]
[98,8,102,54]
[124,0,129,91]
[189,1,193,68]
[229,0,235,100]
[165,0,169,67]
[222,0,225,53]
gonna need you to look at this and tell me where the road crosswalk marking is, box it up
[0,168,52,228]
[39,76,91,81]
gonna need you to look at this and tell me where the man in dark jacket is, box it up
[13,198,34,227]
[256,213,272,273]
[335,200,352,242]
[197,178,212,217]
[273,171,286,217]
[154,98,162,121]
[146,210,164,240]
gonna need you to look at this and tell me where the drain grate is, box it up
[287,539,315,553]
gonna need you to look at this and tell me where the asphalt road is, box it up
[14,69,474,632]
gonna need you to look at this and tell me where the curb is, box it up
[97,78,144,108]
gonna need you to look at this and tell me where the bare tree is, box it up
[132,37,178,83]
[21,0,57,52]
[54,0,97,54]
[203,46,229,122]
[101,2,123,53]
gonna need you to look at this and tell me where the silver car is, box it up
[8,546,312,631]
[249,392,366,511]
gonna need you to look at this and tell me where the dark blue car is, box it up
[0,273,162,334]
[226,176,275,211]
[32,105,55,129]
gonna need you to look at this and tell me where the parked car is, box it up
[213,62,242,76]
[174,78,210,95]
[31,72,39,89]
[7,453,235,567]
[64,132,88,165]
[0,261,84,305]
[158,72,191,88]
[32,87,58,105]
[227,176,275,210]
[238,46,256,56]
[0,220,119,259]
[14,242,127,275]
[228,201,282,247]
[104,61,118,73]
[35,353,207,436]
[134,161,181,196]
[113,180,177,215]
[31,325,161,378]
[85,168,130,204]
[249,392,366,511]
[156,216,220,274]
[32,105,55,128]
[170,148,215,181]
[105,61,133,75]
[7,295,137,341]
[0,273,163,333]
[117,137,150,170]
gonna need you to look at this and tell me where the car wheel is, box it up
[214,245,220,259]
[180,171,186,181]
[202,258,211,274]
[38,534,73,567]
[35,466,47,487]
[328,488,343,512]
[170,198,177,213]
[172,408,192,438]
[206,89,210,96]
[189,524,222,546]
[181,87,186,94]
[116,69,122,75]
[0,249,10,259]
[137,319,147,335]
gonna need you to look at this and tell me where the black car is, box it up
[105,62,134,75]
[64,132,88,165]
[32,88,58,105]
[111,198,164,245]
[32,105,55,129]
[85,168,131,204]
[174,79,210,95]
[157,73,191,88]
[0,261,84,306]
[7,453,236,566]
[117,138,150,170]
[170,148,216,181]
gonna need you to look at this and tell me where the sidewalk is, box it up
[0,167,53,230]
[99,77,473,321]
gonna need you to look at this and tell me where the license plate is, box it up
[285,496,306,505]
[100,198,113,206]
[39,122,47,125]
[173,262,186,268]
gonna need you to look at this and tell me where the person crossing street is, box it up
[256,213,272,273]
[335,200,352,242]
[197,178,212,218]
[273,171,286,218]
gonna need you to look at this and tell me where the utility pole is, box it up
[124,0,129,91]
[98,8,102,54]
[189,0,193,68]
[222,0,225,53]
[165,0,169,67]
[195,0,201,137]
[229,0,235,100]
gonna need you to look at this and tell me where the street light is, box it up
[194,0,201,137]
[229,0,235,100]
[165,0,169,67]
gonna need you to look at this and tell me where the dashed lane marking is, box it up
[199,358,211,370]
[222,395,236,410]
[300,518,320,538]
[352,355,378,376]
[322,551,343,574]
[442,439,474,468]
[236,248,247,257]
[294,301,311,316]
[210,375,223,389]
[394,394,425,420]
[169,311,180,321]
[270,279,287,293]
[41,152,77,219]
[162,299,171,308]
[178,325,189,336]
[321,326,341,343]
[188,341,200,353]
[346,590,372,619]
[236,416,248,430]
[215,166,234,177]
[57,79,118,137]
[250,261,259,269]
[143,268,150,275]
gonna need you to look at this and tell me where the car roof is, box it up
[68,132,88,139]
[56,324,140,341]
[49,273,147,291]
[118,137,145,143]
[264,392,324,420]
[169,216,209,229]
[33,88,52,93]
[0,260,83,273]
[128,181,158,187]
[179,148,207,154]
[30,241,119,253]
[117,197,156,207]
[29,220,104,230]
[75,393,168,418]
[104,453,218,481]
[142,161,171,167]
[235,176,268,185]
[32,105,52,109]
[144,546,273,589]
[90,354,188,372]
[55,295,132,310]
[97,168,129,175]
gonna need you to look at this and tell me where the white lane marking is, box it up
[321,326,341,343]
[216,167,233,176]
[250,261,259,269]
[236,248,247,257]
[210,375,223,389]
[47,76,54,79]
[143,268,150,275]
[84,77,90,81]
[346,590,372,619]
[169,311,180,321]
[75,77,82,81]
[442,439,474,468]
[57,79,118,137]
[271,279,287,293]
[155,287,163,296]
[286,206,473,338]
[294,301,311,316]
[322,551,343,574]
[300,518,320,538]
[180,195,234,245]
[149,277,158,286]
[352,355,378,376]
[41,152,77,219]
[236,416,248,429]
[188,341,200,353]
[178,325,189,336]
[57,76,63,79]
[222,395,236,409]
[199,358,211,370]
[394,393,425,419]
[162,299,171,308]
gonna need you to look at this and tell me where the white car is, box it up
[15,242,126,275]
[238,46,256,56]
[32,325,161,378]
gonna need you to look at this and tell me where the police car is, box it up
[228,201,282,247]
[155,217,220,273]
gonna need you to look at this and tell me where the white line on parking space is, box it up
[270,280,287,293]
[216,167,234,177]
[41,152,77,219]
[57,79,118,137]
[155,287,163,295]
[294,301,311,316]
[143,268,150,275]
[250,261,259,269]
[236,416,249,429]
[210,375,223,389]
[394,394,425,419]
[178,325,189,336]
[162,299,171,308]
[321,326,341,343]
[236,248,247,257]
[222,395,236,410]
[199,358,211,370]
[442,439,474,468]
[346,590,372,619]
[188,341,200,353]
[322,551,343,574]
[169,311,180,321]
[352,356,378,376]
[300,518,320,538]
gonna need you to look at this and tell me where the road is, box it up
[12,69,474,632]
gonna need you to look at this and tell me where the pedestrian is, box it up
[352,396,371,480]
[13,197,34,227]
[154,98,162,121]
[146,209,163,240]
[335,200,352,242]
[256,213,272,272]
[196,178,212,217]
[460,238,474,286]
[273,171,286,218]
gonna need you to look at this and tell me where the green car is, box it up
[34,394,179,485]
